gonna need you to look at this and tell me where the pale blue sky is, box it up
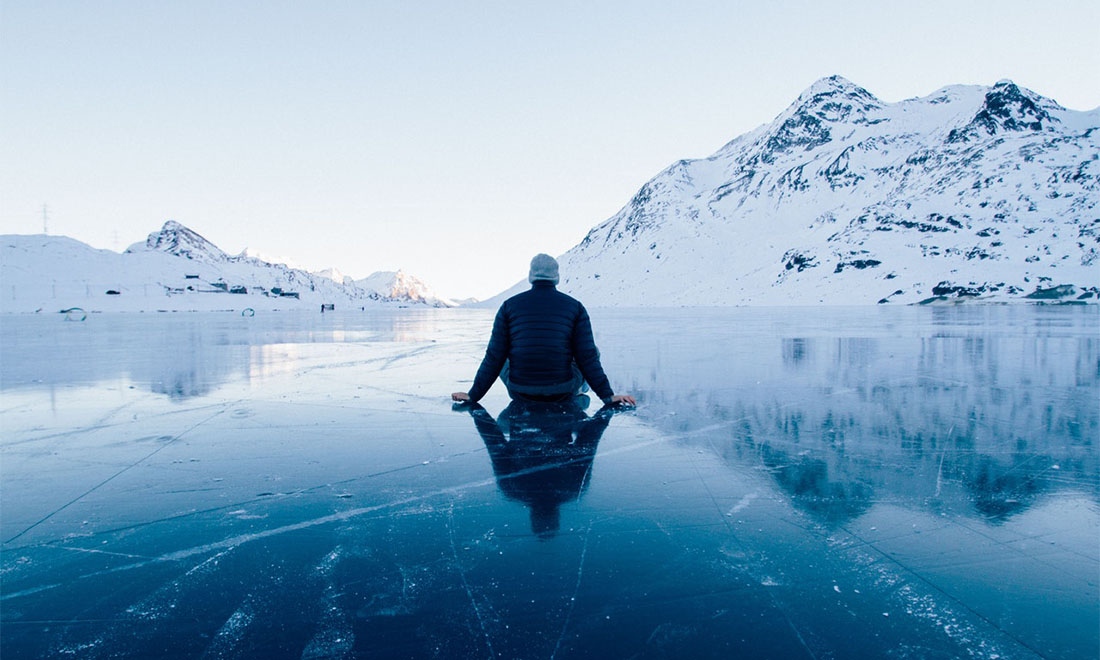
[2,1,1097,299]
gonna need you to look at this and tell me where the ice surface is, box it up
[1,307,1097,659]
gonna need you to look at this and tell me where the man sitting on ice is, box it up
[451,254,635,407]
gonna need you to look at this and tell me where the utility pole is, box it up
[112,230,120,251]
[42,204,49,234]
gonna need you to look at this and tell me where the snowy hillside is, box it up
[355,270,456,307]
[491,77,1099,306]
[313,267,355,286]
[1,221,453,312]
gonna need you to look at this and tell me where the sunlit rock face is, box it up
[489,76,1099,306]
[354,270,457,308]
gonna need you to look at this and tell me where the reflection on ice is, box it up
[603,308,1098,529]
[0,309,459,397]
[1,306,1097,659]
[459,398,613,539]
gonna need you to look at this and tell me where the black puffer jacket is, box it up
[467,281,614,402]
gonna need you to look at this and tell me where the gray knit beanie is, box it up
[528,253,560,285]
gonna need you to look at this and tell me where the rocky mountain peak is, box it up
[948,79,1056,143]
[127,220,228,263]
[754,75,885,163]
[791,75,882,118]
[797,75,876,101]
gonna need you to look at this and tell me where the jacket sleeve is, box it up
[467,305,510,402]
[570,304,614,402]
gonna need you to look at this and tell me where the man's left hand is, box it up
[451,392,471,402]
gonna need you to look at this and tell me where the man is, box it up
[451,254,636,406]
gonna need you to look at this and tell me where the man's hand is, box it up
[451,392,471,402]
[610,394,636,406]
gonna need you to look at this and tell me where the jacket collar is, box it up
[531,280,557,289]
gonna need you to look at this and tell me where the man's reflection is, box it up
[456,396,614,539]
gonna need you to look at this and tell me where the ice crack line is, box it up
[447,501,497,659]
[933,424,953,498]
[550,525,591,660]
[3,402,230,448]
[3,432,679,602]
[694,448,821,660]
[3,404,234,545]
[840,524,1048,659]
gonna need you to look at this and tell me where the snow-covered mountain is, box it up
[313,266,355,286]
[354,270,456,307]
[490,77,1099,306]
[135,220,228,263]
[1,221,454,312]
[239,247,308,271]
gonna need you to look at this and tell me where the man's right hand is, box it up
[451,392,471,402]
[610,394,636,406]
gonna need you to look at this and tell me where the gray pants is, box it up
[500,360,589,402]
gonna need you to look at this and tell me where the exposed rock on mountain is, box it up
[130,220,229,263]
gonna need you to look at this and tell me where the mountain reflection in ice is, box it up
[598,306,1098,527]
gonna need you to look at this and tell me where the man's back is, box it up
[500,282,586,387]
[453,254,633,407]
[465,281,612,402]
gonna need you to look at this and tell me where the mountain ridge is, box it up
[1,222,455,312]
[485,76,1099,307]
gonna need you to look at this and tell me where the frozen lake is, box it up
[1,306,1097,659]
